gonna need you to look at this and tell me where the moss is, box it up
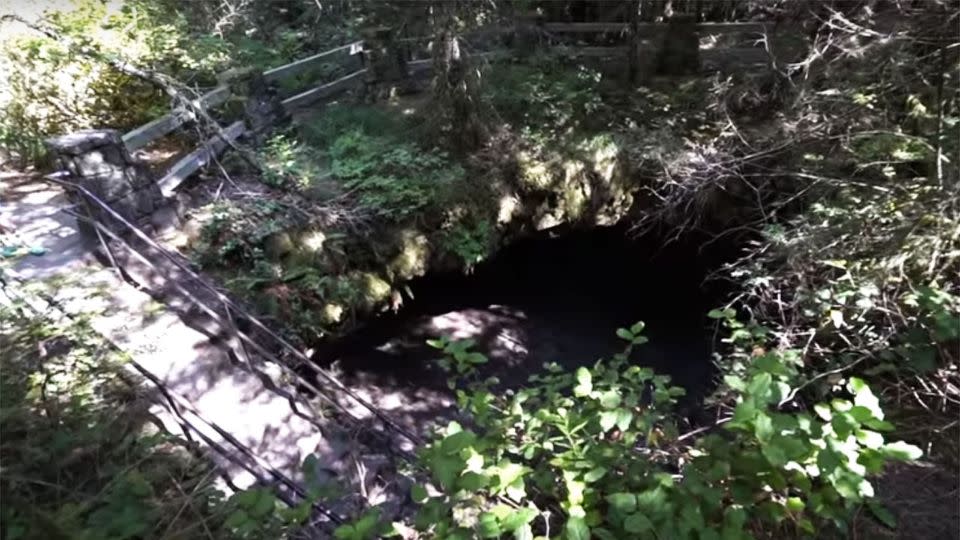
[517,151,554,190]
[320,303,344,325]
[387,229,431,282]
[352,271,393,312]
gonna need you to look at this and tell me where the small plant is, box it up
[428,335,489,387]
[440,218,494,270]
[260,132,328,190]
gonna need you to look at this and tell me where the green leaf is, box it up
[600,390,621,409]
[814,403,832,421]
[225,509,249,529]
[333,524,356,539]
[868,502,897,528]
[584,466,607,483]
[786,497,805,512]
[623,513,654,534]
[599,411,618,432]
[855,429,884,449]
[441,430,475,455]
[565,516,590,540]
[574,367,593,396]
[353,510,381,538]
[433,456,464,489]
[513,524,534,540]
[411,484,428,504]
[848,377,883,420]
[478,512,501,538]
[593,528,618,540]
[630,322,646,334]
[501,508,538,532]
[747,372,773,402]
[606,492,637,513]
[616,328,634,341]
[761,442,788,466]
[466,352,488,364]
[615,409,634,432]
[708,308,735,319]
[754,412,775,442]
[250,489,276,518]
[724,375,746,391]
[881,441,922,460]
[496,461,527,487]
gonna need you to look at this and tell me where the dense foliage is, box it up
[399,320,921,539]
[1,0,957,538]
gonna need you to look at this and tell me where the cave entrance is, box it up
[316,224,742,407]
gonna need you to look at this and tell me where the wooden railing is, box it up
[117,20,774,199]
[119,39,368,196]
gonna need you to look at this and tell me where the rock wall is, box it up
[47,129,164,235]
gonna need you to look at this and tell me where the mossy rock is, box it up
[264,232,294,260]
[386,229,431,282]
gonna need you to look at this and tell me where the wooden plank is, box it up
[408,58,432,75]
[700,47,770,67]
[263,41,363,83]
[697,22,768,35]
[157,121,246,197]
[543,21,767,35]
[407,50,510,76]
[280,68,367,110]
[123,114,184,152]
[544,22,630,33]
[122,85,231,152]
[553,46,629,57]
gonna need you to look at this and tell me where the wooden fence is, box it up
[119,40,368,196]
[115,19,773,200]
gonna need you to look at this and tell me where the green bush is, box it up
[260,132,328,190]
[403,319,920,539]
[194,199,303,265]
[0,0,230,166]
[0,303,227,539]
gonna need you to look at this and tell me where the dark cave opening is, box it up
[313,224,744,405]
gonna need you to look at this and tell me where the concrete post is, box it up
[46,129,162,236]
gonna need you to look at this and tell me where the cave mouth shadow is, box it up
[312,223,743,409]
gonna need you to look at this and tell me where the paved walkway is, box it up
[1,175,327,494]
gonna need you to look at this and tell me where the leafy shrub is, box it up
[0,0,230,165]
[330,130,464,220]
[404,319,921,539]
[440,217,494,269]
[260,132,328,190]
[195,199,303,265]
[0,303,227,539]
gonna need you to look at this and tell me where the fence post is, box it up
[235,71,288,142]
[656,14,700,75]
[514,11,543,57]
[46,130,163,236]
[361,26,412,99]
